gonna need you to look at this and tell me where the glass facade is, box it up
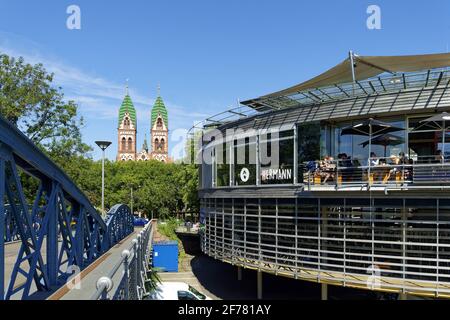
[216,142,230,187]
[233,137,257,186]
[260,131,294,185]
[408,116,450,161]
[297,123,321,182]
[207,114,450,188]
[333,118,406,161]
[201,112,450,297]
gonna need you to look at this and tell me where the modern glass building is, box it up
[197,53,450,299]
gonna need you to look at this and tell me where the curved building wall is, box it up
[200,194,450,297]
[199,76,450,298]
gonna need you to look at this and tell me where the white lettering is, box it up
[66,5,81,30]
[261,168,292,181]
[366,5,381,30]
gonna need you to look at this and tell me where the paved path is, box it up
[48,229,142,300]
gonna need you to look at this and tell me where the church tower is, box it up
[117,85,137,161]
[150,87,169,162]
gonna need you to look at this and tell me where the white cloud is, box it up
[0,34,210,132]
[0,32,214,160]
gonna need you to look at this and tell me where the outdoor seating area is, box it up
[304,153,450,187]
[304,113,450,188]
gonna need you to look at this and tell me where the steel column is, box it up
[321,283,328,301]
[257,270,263,300]
[47,182,58,287]
[101,148,106,217]
[293,125,298,184]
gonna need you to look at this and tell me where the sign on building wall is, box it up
[261,168,292,182]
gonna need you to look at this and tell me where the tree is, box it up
[0,53,200,221]
[0,54,90,159]
[176,164,199,216]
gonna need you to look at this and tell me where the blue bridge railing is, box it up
[0,116,134,300]
[92,221,155,300]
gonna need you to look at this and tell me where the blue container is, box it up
[152,241,179,272]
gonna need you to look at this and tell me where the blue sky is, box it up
[1,0,450,160]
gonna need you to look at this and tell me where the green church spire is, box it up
[118,82,137,128]
[151,86,168,128]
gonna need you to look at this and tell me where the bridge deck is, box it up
[47,228,142,300]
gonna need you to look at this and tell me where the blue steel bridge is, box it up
[0,116,154,300]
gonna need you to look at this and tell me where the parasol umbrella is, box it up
[341,118,404,177]
[341,118,405,137]
[413,112,450,158]
[360,134,405,158]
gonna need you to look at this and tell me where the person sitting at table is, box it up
[338,153,354,182]
[367,152,379,167]
[366,152,381,182]
[384,155,401,183]
[319,156,335,184]
[398,152,407,164]
[434,150,444,163]
[396,152,410,181]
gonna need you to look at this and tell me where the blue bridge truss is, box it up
[0,116,134,300]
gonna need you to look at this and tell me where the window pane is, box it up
[298,124,321,182]
[261,131,294,185]
[234,138,257,186]
[408,116,448,161]
[216,143,230,187]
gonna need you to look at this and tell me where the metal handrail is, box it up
[91,220,155,300]
[303,156,450,190]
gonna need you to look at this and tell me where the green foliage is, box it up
[144,268,162,296]
[0,53,91,158]
[1,53,199,221]
[157,218,186,261]
[55,159,200,219]
[157,218,181,241]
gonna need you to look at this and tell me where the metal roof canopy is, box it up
[242,52,450,112]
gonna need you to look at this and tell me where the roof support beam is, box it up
[355,56,395,74]
[335,84,351,97]
[356,81,369,95]
[307,91,323,102]
[378,77,386,92]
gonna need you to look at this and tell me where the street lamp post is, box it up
[130,186,133,215]
[95,141,112,218]
[130,184,141,217]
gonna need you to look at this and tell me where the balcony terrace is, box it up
[303,156,450,193]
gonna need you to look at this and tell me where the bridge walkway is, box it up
[47,228,142,300]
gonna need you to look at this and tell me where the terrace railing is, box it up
[303,156,450,190]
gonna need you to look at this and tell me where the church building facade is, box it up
[117,87,170,162]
